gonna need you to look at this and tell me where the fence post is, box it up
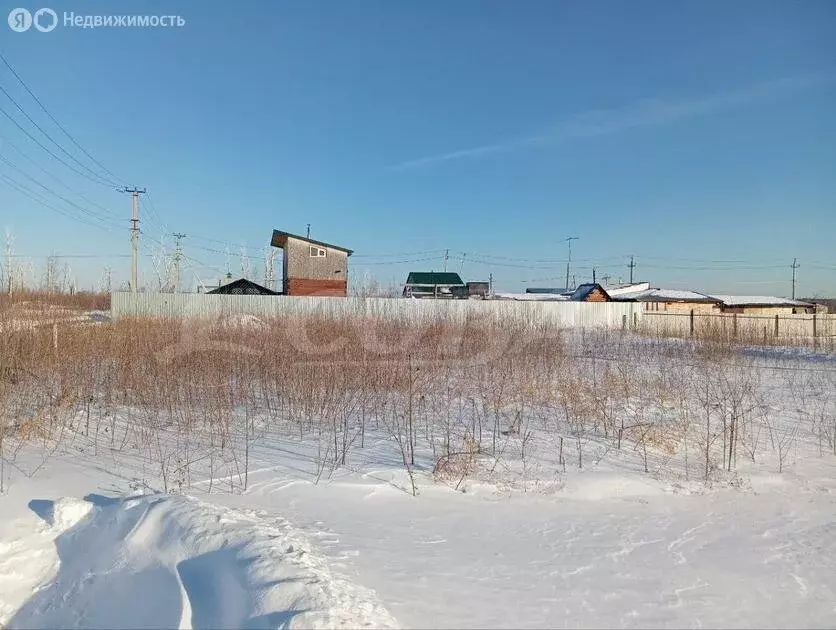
[774,314,779,338]
[733,313,737,339]
[622,314,627,332]
[633,312,637,331]
[813,313,817,350]
[689,309,695,337]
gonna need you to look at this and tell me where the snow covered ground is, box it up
[3,429,835,628]
[0,481,396,629]
[1,335,835,629]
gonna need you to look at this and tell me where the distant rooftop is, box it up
[525,287,568,295]
[615,288,720,303]
[270,229,353,255]
[605,282,651,297]
[570,283,611,301]
[709,295,813,307]
[493,292,569,301]
[405,272,464,286]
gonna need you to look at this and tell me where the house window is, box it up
[309,246,326,258]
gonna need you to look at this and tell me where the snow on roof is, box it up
[605,282,650,297]
[709,295,813,307]
[492,292,570,301]
[617,288,720,303]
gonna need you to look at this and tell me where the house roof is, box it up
[709,295,813,308]
[405,272,465,286]
[570,283,610,301]
[525,287,568,294]
[494,292,569,301]
[270,229,353,255]
[207,278,279,295]
[605,282,651,297]
[614,288,721,303]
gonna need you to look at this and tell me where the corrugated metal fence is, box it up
[111,293,643,328]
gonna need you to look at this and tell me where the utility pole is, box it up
[564,236,578,291]
[122,187,146,293]
[592,268,597,284]
[306,223,311,239]
[4,229,12,294]
[791,257,799,300]
[628,255,636,284]
[172,233,187,293]
[489,272,493,297]
[602,274,611,286]
[443,248,449,272]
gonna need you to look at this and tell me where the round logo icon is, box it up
[8,7,32,32]
[33,7,57,32]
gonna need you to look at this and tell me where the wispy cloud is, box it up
[391,75,832,171]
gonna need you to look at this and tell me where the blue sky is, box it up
[1,0,834,295]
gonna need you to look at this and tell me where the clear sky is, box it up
[1,0,834,296]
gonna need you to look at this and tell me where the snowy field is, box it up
[1,317,835,629]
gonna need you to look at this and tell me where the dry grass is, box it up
[0,289,109,315]
[1,305,833,495]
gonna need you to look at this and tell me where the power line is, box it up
[0,171,119,231]
[9,253,131,259]
[0,99,116,187]
[352,249,446,259]
[0,127,122,219]
[0,83,117,186]
[138,198,166,236]
[142,191,166,230]
[0,53,124,186]
[0,152,122,227]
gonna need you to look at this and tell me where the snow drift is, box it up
[1,494,397,630]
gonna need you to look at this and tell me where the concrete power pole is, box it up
[122,187,146,293]
[443,249,449,272]
[564,237,578,291]
[172,233,187,293]
[628,255,636,284]
[791,257,799,300]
